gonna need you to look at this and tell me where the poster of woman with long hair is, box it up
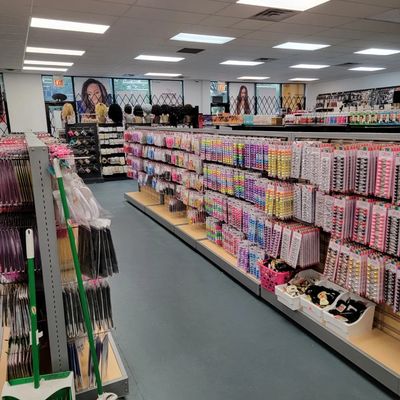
[229,83,254,115]
[74,77,112,117]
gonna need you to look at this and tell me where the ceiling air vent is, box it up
[177,48,204,54]
[250,8,297,22]
[335,62,361,67]
[254,58,277,62]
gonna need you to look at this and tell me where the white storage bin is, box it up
[275,269,322,311]
[300,280,347,324]
[323,293,375,339]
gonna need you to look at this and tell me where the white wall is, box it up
[3,73,48,132]
[306,71,400,109]
[184,80,211,114]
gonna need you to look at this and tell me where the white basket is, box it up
[300,280,347,324]
[323,293,375,339]
[275,269,322,311]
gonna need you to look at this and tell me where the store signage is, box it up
[217,81,226,92]
[53,75,64,88]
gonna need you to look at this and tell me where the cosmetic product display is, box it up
[284,112,348,126]
[349,110,400,126]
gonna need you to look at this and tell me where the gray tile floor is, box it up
[90,180,396,400]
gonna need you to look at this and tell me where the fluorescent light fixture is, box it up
[349,66,386,72]
[24,59,73,67]
[170,33,235,44]
[289,77,319,81]
[355,48,400,56]
[23,66,68,72]
[290,63,329,69]
[30,17,109,34]
[236,0,330,11]
[221,60,263,66]
[135,55,184,62]
[144,72,182,77]
[26,46,85,56]
[237,76,270,80]
[274,42,330,51]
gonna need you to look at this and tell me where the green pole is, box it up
[26,229,40,389]
[53,159,104,397]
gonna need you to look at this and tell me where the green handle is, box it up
[26,228,40,389]
[54,159,104,396]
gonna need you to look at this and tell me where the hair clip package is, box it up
[369,202,390,252]
[374,149,397,199]
[331,196,356,240]
[354,145,378,196]
[352,199,374,245]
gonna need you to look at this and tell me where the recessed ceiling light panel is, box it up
[30,17,109,33]
[274,42,330,51]
[355,48,400,56]
[135,55,185,62]
[289,77,319,81]
[221,60,264,66]
[24,60,74,66]
[170,33,235,44]
[23,66,68,72]
[290,63,329,69]
[237,76,270,80]
[237,0,330,11]
[349,66,386,71]
[26,46,85,56]
[144,72,182,77]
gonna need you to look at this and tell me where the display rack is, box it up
[125,127,400,397]
[24,133,129,399]
[65,123,103,183]
[98,123,127,180]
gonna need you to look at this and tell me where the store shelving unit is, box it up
[125,127,400,397]
[98,123,127,180]
[25,133,129,399]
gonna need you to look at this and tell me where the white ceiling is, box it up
[2,0,400,82]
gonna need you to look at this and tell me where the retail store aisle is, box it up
[90,180,394,400]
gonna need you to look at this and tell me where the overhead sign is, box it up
[53,75,64,88]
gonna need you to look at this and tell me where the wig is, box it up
[124,104,133,114]
[95,103,108,123]
[133,105,144,117]
[108,103,123,124]
[62,103,75,120]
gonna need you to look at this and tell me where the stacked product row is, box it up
[124,129,205,223]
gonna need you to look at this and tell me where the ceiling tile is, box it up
[349,0,400,6]
[283,12,355,27]
[33,0,130,16]
[311,0,391,18]
[232,19,275,30]
[135,0,229,14]
[216,4,266,18]
[197,15,242,28]
[31,6,119,24]
[339,19,400,33]
[262,22,327,35]
[124,6,206,23]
